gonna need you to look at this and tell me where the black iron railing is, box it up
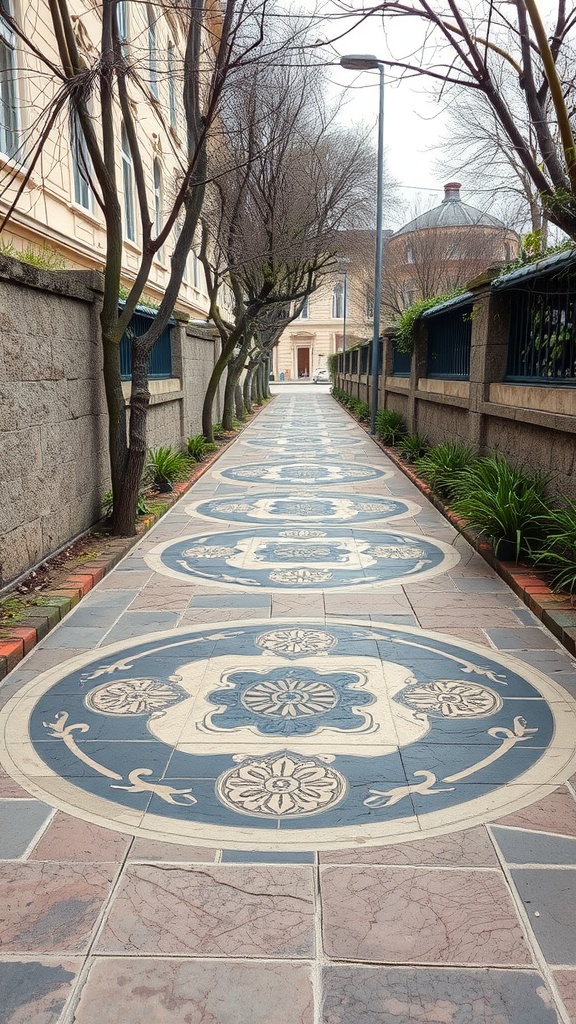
[425,303,473,379]
[120,308,173,380]
[391,340,411,377]
[505,273,576,384]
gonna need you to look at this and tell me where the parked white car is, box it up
[312,368,331,383]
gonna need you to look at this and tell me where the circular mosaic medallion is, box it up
[145,526,460,591]
[186,491,419,526]
[2,619,575,850]
[242,435,363,449]
[217,463,390,486]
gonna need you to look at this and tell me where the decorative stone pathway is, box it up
[1,384,576,1024]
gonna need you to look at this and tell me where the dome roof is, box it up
[393,183,507,236]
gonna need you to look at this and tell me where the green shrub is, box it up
[102,491,149,517]
[375,409,407,444]
[0,239,68,270]
[450,455,549,560]
[533,499,576,594]
[187,434,218,462]
[355,401,370,423]
[396,433,430,462]
[145,446,191,492]
[414,442,477,498]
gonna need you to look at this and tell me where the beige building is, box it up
[273,234,376,379]
[0,0,211,318]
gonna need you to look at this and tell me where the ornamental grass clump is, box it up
[450,455,549,561]
[375,409,407,444]
[414,442,477,499]
[186,434,218,462]
[532,499,576,595]
[146,446,191,492]
[396,433,430,463]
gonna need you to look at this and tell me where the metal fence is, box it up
[425,302,473,379]
[391,340,411,377]
[505,268,576,384]
[119,308,173,380]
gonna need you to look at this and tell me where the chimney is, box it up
[442,182,461,203]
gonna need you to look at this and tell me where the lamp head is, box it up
[340,54,381,71]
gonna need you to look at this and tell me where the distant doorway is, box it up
[297,347,310,378]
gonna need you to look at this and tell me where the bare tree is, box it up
[0,0,286,534]
[199,51,375,437]
[335,0,576,240]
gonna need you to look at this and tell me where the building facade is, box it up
[0,0,210,317]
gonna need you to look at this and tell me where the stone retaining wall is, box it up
[0,257,222,587]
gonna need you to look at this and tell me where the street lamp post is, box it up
[340,54,385,435]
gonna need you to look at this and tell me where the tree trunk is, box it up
[113,340,150,535]
[244,365,255,413]
[202,335,238,441]
[222,364,237,433]
[234,382,244,420]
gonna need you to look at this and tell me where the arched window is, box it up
[148,7,158,99]
[0,0,19,157]
[167,42,176,128]
[121,124,136,242]
[299,296,309,319]
[331,281,344,318]
[71,112,92,210]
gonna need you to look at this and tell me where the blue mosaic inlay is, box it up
[4,621,574,849]
[187,491,416,526]
[218,462,390,486]
[146,526,460,590]
[243,435,362,449]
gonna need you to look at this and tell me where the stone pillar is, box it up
[407,321,428,435]
[467,268,511,451]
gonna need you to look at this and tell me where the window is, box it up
[331,282,344,318]
[192,249,200,288]
[299,296,309,319]
[153,158,162,254]
[116,0,129,54]
[71,112,92,210]
[0,0,18,157]
[148,7,158,99]
[406,246,414,264]
[167,42,176,128]
[121,124,136,242]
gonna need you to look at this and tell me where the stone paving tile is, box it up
[323,593,411,614]
[38,627,112,649]
[512,868,576,964]
[0,863,116,953]
[99,610,181,644]
[29,812,132,862]
[493,787,576,836]
[97,864,315,957]
[190,593,272,607]
[72,958,314,1024]
[96,571,153,590]
[0,767,33,798]
[321,865,531,965]
[128,586,196,610]
[553,971,576,1021]
[491,826,576,864]
[319,827,499,867]
[485,627,563,650]
[0,800,52,859]
[431,626,492,646]
[0,957,81,1024]
[179,607,272,625]
[321,965,561,1023]
[127,838,219,861]
[411,608,523,629]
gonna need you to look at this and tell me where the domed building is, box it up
[384,182,519,313]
